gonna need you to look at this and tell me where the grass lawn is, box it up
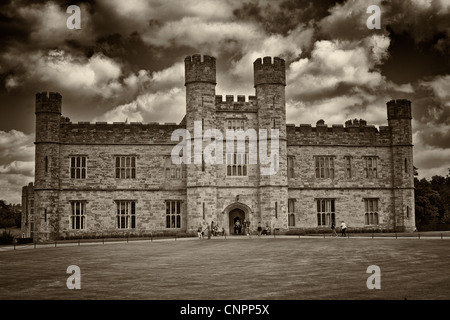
[1,236,449,300]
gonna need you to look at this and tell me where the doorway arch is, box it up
[223,202,252,235]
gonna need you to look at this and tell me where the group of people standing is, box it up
[197,221,224,239]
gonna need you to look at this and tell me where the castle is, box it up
[21,54,415,240]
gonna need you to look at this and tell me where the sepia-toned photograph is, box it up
[0,0,449,315]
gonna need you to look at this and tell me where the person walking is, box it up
[340,221,347,237]
[197,226,203,239]
[331,221,338,237]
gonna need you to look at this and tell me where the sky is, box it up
[0,0,449,204]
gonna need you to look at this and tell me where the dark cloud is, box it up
[381,28,450,84]
[419,128,450,149]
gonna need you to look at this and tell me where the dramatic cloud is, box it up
[0,130,35,204]
[0,0,449,204]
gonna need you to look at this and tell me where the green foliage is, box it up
[0,200,21,229]
[415,173,450,230]
[0,230,15,244]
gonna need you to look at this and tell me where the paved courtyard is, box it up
[1,236,449,300]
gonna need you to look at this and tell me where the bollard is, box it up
[55,241,57,248]
[419,233,421,239]
[441,233,443,239]
[372,233,374,239]
[175,233,177,241]
[103,238,104,244]
[14,242,15,250]
[34,241,36,249]
[395,233,397,239]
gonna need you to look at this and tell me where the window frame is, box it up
[166,200,182,229]
[70,156,87,179]
[70,201,86,230]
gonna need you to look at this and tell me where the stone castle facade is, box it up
[22,54,415,240]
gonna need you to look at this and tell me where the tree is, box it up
[0,200,21,229]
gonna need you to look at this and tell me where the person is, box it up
[244,220,251,236]
[207,224,211,239]
[257,222,262,236]
[331,221,338,237]
[340,221,347,237]
[264,223,270,236]
[235,219,241,234]
[197,226,203,239]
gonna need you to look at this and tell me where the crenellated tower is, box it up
[34,92,62,240]
[387,99,415,231]
[254,57,288,230]
[184,54,218,231]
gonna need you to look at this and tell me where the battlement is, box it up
[35,91,62,114]
[184,54,216,85]
[59,120,185,144]
[387,99,412,120]
[287,120,392,146]
[253,56,286,87]
[214,95,258,112]
[214,95,257,104]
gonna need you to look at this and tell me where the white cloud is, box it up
[0,130,35,165]
[96,87,185,124]
[13,1,95,47]
[421,75,450,100]
[0,130,35,204]
[286,38,386,100]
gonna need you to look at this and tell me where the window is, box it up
[404,158,409,174]
[71,202,86,230]
[165,157,183,180]
[166,201,181,228]
[315,156,335,178]
[44,209,47,223]
[202,202,205,220]
[288,156,295,178]
[364,199,379,225]
[115,156,136,179]
[272,118,276,129]
[116,201,136,229]
[227,153,248,176]
[45,156,48,173]
[227,119,245,131]
[406,206,410,219]
[344,156,352,178]
[275,202,278,219]
[70,156,86,179]
[316,199,335,226]
[363,157,378,178]
[288,199,295,227]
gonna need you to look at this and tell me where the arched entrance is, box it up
[229,208,245,235]
[223,202,252,235]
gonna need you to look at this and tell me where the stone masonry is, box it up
[25,54,415,240]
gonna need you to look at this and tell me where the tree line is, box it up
[414,171,450,231]
[0,200,21,229]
